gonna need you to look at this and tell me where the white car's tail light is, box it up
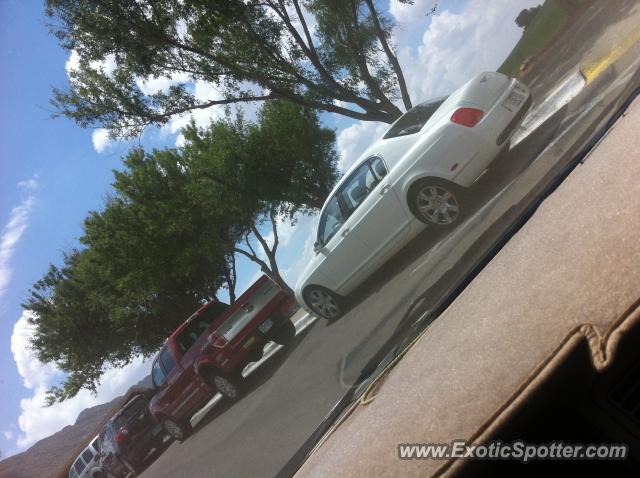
[451,108,484,127]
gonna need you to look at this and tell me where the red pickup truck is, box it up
[148,275,298,441]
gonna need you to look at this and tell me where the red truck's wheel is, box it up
[120,457,140,477]
[205,371,242,400]
[162,417,191,442]
[270,319,296,346]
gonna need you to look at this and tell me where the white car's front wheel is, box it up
[409,179,465,226]
[305,287,342,320]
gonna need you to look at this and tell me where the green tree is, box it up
[515,5,542,29]
[24,165,231,404]
[24,101,338,402]
[181,100,339,293]
[23,248,174,404]
[46,0,416,138]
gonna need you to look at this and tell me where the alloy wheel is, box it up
[214,375,239,399]
[163,418,184,441]
[308,289,340,319]
[120,457,138,476]
[416,185,460,225]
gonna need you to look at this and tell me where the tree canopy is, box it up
[181,100,339,293]
[46,0,416,138]
[24,101,338,403]
[515,6,542,29]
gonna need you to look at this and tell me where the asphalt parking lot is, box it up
[140,3,640,477]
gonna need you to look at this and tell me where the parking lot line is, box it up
[580,27,640,85]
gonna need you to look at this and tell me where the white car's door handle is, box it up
[341,228,350,237]
[379,185,391,195]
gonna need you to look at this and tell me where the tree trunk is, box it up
[262,248,294,296]
[224,254,237,304]
[233,213,294,297]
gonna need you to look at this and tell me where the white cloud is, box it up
[175,132,187,148]
[389,0,438,25]
[65,50,117,79]
[0,190,35,301]
[92,128,112,153]
[10,312,60,391]
[166,80,226,146]
[399,0,539,102]
[3,430,14,441]
[10,312,153,450]
[336,120,388,171]
[261,210,307,252]
[65,50,80,77]
[282,220,317,287]
[63,51,119,153]
[92,53,117,76]
[167,79,266,147]
[65,43,265,148]
[17,176,38,191]
[136,71,191,96]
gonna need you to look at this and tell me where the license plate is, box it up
[259,318,273,334]
[502,90,525,110]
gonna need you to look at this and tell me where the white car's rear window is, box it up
[383,97,448,139]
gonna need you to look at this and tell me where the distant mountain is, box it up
[0,375,153,478]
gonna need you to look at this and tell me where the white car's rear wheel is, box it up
[410,180,464,226]
[305,287,342,320]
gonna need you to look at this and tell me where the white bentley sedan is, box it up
[295,72,532,319]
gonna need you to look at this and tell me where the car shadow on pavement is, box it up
[131,435,175,476]
[187,321,318,439]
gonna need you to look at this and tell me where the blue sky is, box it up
[0,0,119,453]
[0,0,535,457]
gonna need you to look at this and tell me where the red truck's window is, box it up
[199,302,230,323]
[160,345,177,374]
[217,280,279,341]
[151,359,166,388]
[114,397,146,429]
[175,302,229,353]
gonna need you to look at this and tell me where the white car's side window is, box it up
[370,156,388,180]
[318,196,345,245]
[341,162,380,214]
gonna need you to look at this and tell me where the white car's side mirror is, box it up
[313,241,324,254]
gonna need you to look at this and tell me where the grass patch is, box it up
[498,0,570,77]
